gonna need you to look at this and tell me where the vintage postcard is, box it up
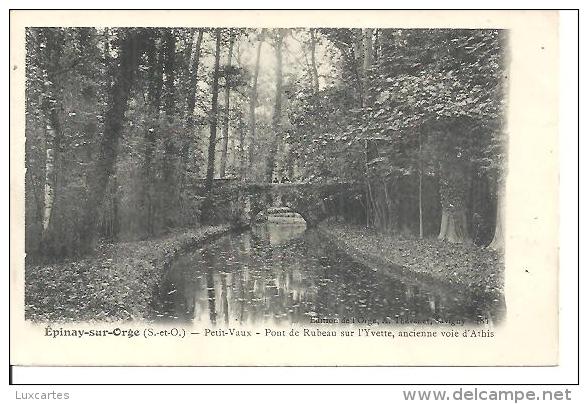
[10,10,559,366]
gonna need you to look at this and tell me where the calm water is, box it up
[152,223,505,326]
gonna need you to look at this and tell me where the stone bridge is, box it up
[203,181,366,227]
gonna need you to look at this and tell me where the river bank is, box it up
[25,225,230,322]
[318,223,503,295]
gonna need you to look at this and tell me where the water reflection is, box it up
[152,223,505,326]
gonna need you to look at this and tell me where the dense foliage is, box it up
[25,27,507,263]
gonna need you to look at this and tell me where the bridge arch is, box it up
[236,182,366,228]
[254,206,309,226]
[202,180,366,228]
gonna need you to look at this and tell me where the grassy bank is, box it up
[319,223,503,295]
[25,225,230,322]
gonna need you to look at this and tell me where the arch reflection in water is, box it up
[152,223,505,326]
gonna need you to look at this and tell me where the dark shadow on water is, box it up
[204,257,217,326]
[152,223,505,326]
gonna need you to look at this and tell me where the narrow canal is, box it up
[152,223,504,326]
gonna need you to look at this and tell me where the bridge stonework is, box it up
[207,182,366,227]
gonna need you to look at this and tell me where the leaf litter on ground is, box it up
[25,225,230,322]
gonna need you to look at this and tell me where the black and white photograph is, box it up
[10,9,564,371]
[23,25,507,326]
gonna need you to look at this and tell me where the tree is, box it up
[265,29,286,183]
[38,29,65,240]
[488,184,504,249]
[204,29,223,192]
[181,28,204,186]
[81,29,148,249]
[247,29,265,179]
[185,29,204,125]
[219,29,235,178]
[142,33,164,235]
[309,29,320,93]
[418,129,424,239]
[436,146,470,243]
[358,29,505,241]
[23,26,506,262]
[362,28,373,89]
[236,110,247,179]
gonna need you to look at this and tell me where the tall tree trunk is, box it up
[247,30,265,179]
[364,141,374,227]
[362,28,373,81]
[351,28,365,102]
[41,97,60,238]
[219,30,235,178]
[176,28,203,219]
[42,120,58,234]
[185,29,204,124]
[204,29,223,192]
[265,29,285,183]
[237,111,246,180]
[181,29,194,85]
[82,29,146,249]
[437,159,470,243]
[162,30,177,228]
[142,35,164,236]
[361,28,375,228]
[489,184,504,250]
[373,29,380,62]
[419,131,424,239]
[163,30,176,120]
[419,170,424,238]
[309,29,320,93]
[39,29,64,244]
[180,29,203,187]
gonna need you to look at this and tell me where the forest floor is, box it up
[319,223,503,295]
[25,225,230,322]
